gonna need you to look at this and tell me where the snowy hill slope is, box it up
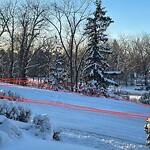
[0,83,150,149]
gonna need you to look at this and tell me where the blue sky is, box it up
[101,0,150,37]
[9,0,150,38]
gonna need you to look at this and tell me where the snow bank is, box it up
[0,115,6,123]
[0,131,11,146]
[0,119,23,139]
[0,115,96,150]
[0,116,22,146]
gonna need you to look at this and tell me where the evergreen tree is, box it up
[83,0,114,89]
[49,46,66,85]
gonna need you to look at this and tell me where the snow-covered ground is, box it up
[118,86,147,96]
[113,85,148,101]
[0,116,95,150]
[0,83,150,150]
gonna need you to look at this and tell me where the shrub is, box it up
[139,92,150,104]
[0,100,31,122]
[0,90,21,101]
[32,114,53,140]
[53,131,61,141]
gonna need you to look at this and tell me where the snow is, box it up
[104,78,117,85]
[0,83,150,149]
[0,130,11,146]
[0,115,6,123]
[0,118,23,139]
[104,70,122,75]
[0,116,95,150]
[118,86,148,95]
[1,127,95,150]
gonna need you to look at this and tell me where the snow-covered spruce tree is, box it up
[83,0,115,89]
[49,45,67,86]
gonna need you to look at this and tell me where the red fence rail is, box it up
[0,93,149,119]
[0,78,150,107]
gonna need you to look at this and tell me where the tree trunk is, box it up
[8,38,14,79]
[69,35,74,92]
[144,68,148,86]
[75,70,78,92]
[69,57,74,91]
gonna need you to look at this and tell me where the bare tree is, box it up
[109,39,122,71]
[46,0,92,91]
[0,4,7,37]
[0,0,18,78]
[132,34,150,86]
[110,34,150,86]
[16,0,48,80]
[116,35,134,86]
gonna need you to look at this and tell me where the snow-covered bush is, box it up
[78,86,108,97]
[52,130,61,141]
[0,90,21,101]
[0,100,31,122]
[139,92,150,104]
[18,105,31,122]
[32,114,53,140]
